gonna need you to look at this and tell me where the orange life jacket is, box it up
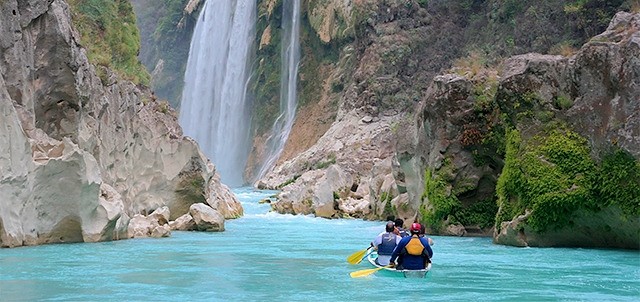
[405,235,425,256]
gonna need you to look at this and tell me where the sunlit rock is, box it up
[190,203,225,232]
[205,174,243,219]
[127,207,172,238]
[149,206,170,226]
[127,213,170,238]
[169,213,196,231]
[264,111,401,219]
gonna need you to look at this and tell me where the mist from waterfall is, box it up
[179,0,256,187]
[256,0,301,180]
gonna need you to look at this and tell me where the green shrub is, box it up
[68,0,150,85]
[315,153,337,170]
[277,174,300,189]
[421,167,462,232]
[457,199,499,229]
[591,149,640,215]
[554,95,574,110]
[381,191,395,218]
[496,127,638,233]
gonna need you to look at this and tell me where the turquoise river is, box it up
[0,188,638,301]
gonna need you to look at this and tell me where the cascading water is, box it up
[179,0,256,187]
[256,0,301,180]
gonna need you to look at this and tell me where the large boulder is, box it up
[492,12,639,248]
[190,203,225,232]
[169,213,197,231]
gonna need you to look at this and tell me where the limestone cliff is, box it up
[488,12,639,248]
[260,1,638,248]
[0,0,241,247]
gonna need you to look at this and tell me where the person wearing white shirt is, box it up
[371,221,401,266]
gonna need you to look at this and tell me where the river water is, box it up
[0,188,638,301]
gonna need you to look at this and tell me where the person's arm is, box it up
[389,238,406,263]
[421,237,433,258]
[371,234,382,250]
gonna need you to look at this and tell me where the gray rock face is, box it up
[0,0,241,247]
[498,12,640,158]
[567,12,640,157]
[259,111,401,219]
[263,11,638,248]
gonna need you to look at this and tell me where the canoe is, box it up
[367,251,431,278]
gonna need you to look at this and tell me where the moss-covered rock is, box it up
[307,0,353,43]
[68,0,150,85]
[403,11,639,248]
[495,128,639,248]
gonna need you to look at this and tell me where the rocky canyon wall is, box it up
[260,1,638,249]
[0,0,241,247]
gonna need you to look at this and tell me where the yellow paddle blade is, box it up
[354,251,370,265]
[349,265,390,278]
[346,248,368,264]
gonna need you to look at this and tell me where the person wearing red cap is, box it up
[389,223,433,270]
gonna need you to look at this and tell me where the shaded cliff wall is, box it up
[130,0,198,108]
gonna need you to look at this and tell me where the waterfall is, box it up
[179,0,256,187]
[256,0,301,180]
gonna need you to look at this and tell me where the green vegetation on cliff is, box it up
[253,0,344,134]
[496,128,639,233]
[68,0,150,85]
[420,157,499,232]
[421,165,462,232]
[253,0,283,133]
[130,0,196,108]
[457,0,632,60]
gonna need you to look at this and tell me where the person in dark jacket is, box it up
[394,218,409,237]
[389,223,433,270]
